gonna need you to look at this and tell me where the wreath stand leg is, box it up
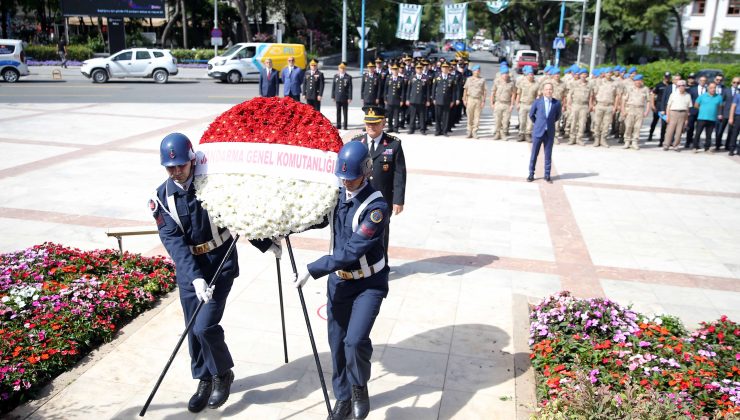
[285,236,333,418]
[275,254,289,363]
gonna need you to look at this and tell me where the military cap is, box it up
[375,57,383,63]
[522,65,533,74]
[628,66,637,74]
[634,74,643,81]
[544,65,552,72]
[688,72,696,78]
[602,66,611,73]
[549,68,560,75]
[414,63,423,68]
[362,106,385,123]
[338,62,347,69]
[578,68,588,74]
[450,59,458,65]
[367,61,376,68]
[309,59,318,65]
[422,60,430,65]
[664,71,671,77]
[471,64,481,71]
[390,63,399,70]
[440,62,450,68]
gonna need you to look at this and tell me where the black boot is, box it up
[327,399,352,420]
[351,385,370,419]
[188,379,212,413]
[207,369,234,409]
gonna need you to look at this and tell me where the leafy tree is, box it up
[710,30,735,55]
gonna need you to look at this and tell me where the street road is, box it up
[1,51,500,105]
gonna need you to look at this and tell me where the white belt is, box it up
[190,230,231,255]
[336,257,386,280]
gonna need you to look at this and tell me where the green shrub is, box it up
[636,60,740,87]
[170,49,215,61]
[65,45,93,61]
[85,36,106,53]
[24,45,57,61]
[194,49,215,60]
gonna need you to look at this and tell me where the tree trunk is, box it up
[160,0,181,47]
[658,32,677,57]
[671,7,687,62]
[232,0,252,42]
[181,0,188,49]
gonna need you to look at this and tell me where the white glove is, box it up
[192,278,214,304]
[293,269,311,289]
[269,239,282,259]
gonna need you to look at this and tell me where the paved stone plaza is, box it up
[2,101,739,419]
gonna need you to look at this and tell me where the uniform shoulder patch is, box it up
[351,134,364,141]
[148,198,159,213]
[370,209,383,223]
[386,134,400,142]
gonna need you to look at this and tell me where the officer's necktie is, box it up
[370,139,376,155]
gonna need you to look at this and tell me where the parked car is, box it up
[427,52,457,63]
[378,50,404,61]
[0,39,29,83]
[412,42,437,58]
[695,69,723,81]
[207,43,306,83]
[80,48,178,83]
[512,49,540,73]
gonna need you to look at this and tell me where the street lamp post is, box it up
[214,0,218,56]
[576,0,587,66]
[555,0,566,67]
[360,0,366,69]
[589,0,602,75]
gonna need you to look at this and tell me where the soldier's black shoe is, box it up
[351,385,370,419]
[327,399,352,420]
[207,369,234,409]
[188,379,212,413]
[527,175,534,182]
[545,176,552,183]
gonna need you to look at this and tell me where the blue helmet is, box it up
[160,133,195,167]
[336,141,372,180]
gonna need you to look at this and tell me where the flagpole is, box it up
[360,0,366,69]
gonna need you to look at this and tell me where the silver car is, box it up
[80,48,178,83]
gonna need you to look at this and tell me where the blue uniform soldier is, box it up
[151,133,279,413]
[293,141,390,420]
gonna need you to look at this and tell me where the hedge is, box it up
[635,60,740,87]
[24,44,93,62]
[169,49,216,62]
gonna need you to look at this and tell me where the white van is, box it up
[207,43,306,84]
[0,39,29,83]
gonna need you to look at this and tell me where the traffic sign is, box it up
[357,26,369,36]
[359,40,368,49]
[696,45,710,56]
[553,37,566,50]
[211,37,223,46]
[211,28,223,38]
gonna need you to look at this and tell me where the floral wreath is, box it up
[194,97,344,240]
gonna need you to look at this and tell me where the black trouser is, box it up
[649,111,666,143]
[727,115,740,153]
[686,112,698,148]
[335,101,348,129]
[408,103,426,133]
[693,119,716,150]
[714,118,729,149]
[306,98,321,111]
[287,93,301,101]
[386,104,400,131]
[435,104,450,134]
[399,104,407,127]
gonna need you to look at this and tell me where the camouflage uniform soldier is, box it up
[491,66,516,140]
[462,65,487,138]
[590,68,619,147]
[567,69,592,145]
[620,74,651,150]
[516,66,539,142]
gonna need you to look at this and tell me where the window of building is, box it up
[692,0,706,15]
[688,30,701,47]
[729,0,740,15]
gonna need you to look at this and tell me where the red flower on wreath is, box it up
[200,97,343,153]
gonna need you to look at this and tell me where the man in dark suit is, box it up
[332,62,352,130]
[405,62,430,135]
[302,59,325,111]
[383,63,406,133]
[687,75,707,148]
[649,72,671,144]
[713,74,732,149]
[527,82,562,183]
[351,106,407,260]
[281,56,303,101]
[258,58,280,97]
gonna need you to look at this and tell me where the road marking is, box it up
[6,85,127,89]
[207,95,249,99]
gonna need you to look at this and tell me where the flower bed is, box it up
[0,243,176,414]
[530,291,739,418]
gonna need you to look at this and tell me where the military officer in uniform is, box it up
[294,141,389,420]
[302,59,325,111]
[516,66,540,142]
[350,106,407,259]
[432,62,458,136]
[620,74,651,150]
[491,65,516,140]
[462,65,487,138]
[384,64,406,133]
[361,62,381,106]
[406,62,430,134]
[332,62,353,130]
[590,67,619,147]
[567,68,592,145]
[152,133,279,413]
